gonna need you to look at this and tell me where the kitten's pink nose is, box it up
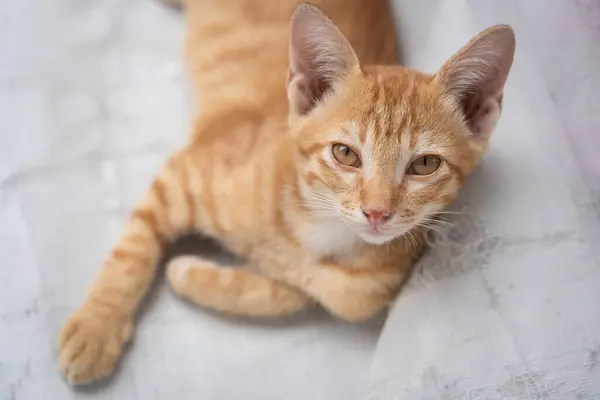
[362,208,393,224]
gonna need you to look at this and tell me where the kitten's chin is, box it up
[357,231,396,246]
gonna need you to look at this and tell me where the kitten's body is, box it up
[58,0,514,385]
[183,0,401,256]
[180,0,401,253]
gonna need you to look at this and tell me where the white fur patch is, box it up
[302,217,360,256]
[329,129,360,150]
[394,163,407,184]
[348,120,361,145]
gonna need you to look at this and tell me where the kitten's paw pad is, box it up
[58,309,133,385]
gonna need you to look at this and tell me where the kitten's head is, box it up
[287,3,515,245]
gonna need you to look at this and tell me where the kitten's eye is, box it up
[407,155,442,176]
[332,143,361,168]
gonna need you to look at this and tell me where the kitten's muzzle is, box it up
[361,208,394,226]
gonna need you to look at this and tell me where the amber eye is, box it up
[332,143,361,168]
[407,155,442,176]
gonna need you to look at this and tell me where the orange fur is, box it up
[58,0,515,384]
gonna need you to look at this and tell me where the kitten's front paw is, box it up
[58,307,133,385]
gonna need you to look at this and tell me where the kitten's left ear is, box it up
[287,3,361,116]
[435,25,515,138]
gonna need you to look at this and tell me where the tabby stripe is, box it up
[151,178,168,209]
[88,288,125,312]
[298,142,327,159]
[274,206,297,245]
[150,178,172,234]
[372,84,384,135]
[180,157,197,229]
[124,234,153,248]
[409,124,418,148]
[110,248,151,266]
[198,41,269,73]
[290,174,308,213]
[315,158,341,188]
[322,261,399,277]
[197,20,237,40]
[304,170,326,187]
[131,208,166,245]
[200,158,222,233]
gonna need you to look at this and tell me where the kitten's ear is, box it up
[435,25,515,138]
[287,3,360,116]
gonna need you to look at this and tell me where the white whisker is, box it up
[435,210,469,216]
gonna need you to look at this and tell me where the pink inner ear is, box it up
[287,72,316,116]
[436,25,515,137]
[463,93,503,137]
[287,3,360,116]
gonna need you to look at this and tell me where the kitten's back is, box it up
[182,0,398,140]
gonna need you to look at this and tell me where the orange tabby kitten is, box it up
[58,0,515,385]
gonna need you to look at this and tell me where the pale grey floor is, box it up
[370,0,600,398]
[2,0,599,399]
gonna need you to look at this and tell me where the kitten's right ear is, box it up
[287,3,360,116]
[435,25,515,139]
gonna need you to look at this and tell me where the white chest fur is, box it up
[299,216,361,257]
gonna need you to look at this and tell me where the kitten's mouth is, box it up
[337,213,399,245]
[355,219,414,245]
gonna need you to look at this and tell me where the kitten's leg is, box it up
[167,256,311,317]
[167,254,395,322]
[58,151,198,385]
[276,264,403,323]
